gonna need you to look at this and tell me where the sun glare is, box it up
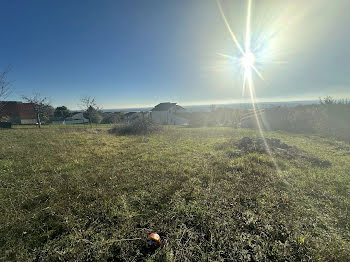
[241,52,255,70]
[216,0,279,171]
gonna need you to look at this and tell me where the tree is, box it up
[320,96,336,105]
[0,67,11,100]
[0,67,12,118]
[86,106,102,124]
[79,96,102,125]
[101,112,122,124]
[22,93,53,128]
[54,106,72,120]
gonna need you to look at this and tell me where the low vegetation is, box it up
[0,126,350,261]
[184,97,350,143]
[243,97,350,142]
[188,109,243,127]
[109,118,161,136]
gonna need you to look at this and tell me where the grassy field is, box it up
[11,123,116,129]
[1,126,350,261]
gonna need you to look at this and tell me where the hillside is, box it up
[1,127,350,261]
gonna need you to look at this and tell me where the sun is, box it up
[216,0,279,171]
[241,52,255,70]
[216,0,264,83]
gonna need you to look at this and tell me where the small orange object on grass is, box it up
[147,233,161,248]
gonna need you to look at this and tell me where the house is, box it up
[151,102,188,125]
[0,101,37,124]
[64,112,89,124]
[53,112,89,124]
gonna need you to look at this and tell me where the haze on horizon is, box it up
[1,0,350,109]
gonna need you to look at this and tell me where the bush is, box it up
[241,97,350,142]
[188,112,208,127]
[101,113,121,124]
[188,109,244,128]
[109,118,161,135]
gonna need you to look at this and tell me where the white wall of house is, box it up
[53,112,89,124]
[151,111,168,125]
[20,119,37,124]
[151,105,188,125]
[172,115,188,125]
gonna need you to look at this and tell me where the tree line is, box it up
[0,68,126,127]
[241,97,350,142]
[20,94,124,128]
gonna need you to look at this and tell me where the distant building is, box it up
[53,112,89,124]
[151,102,188,125]
[0,101,37,124]
[65,112,89,124]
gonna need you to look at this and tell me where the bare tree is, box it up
[0,67,12,117]
[79,96,102,125]
[0,67,11,99]
[22,93,53,128]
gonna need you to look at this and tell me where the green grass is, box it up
[11,123,115,129]
[0,127,349,261]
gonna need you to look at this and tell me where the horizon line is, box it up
[99,98,322,111]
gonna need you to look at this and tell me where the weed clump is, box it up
[237,137,297,154]
[109,118,161,136]
[227,137,331,167]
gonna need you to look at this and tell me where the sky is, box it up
[1,0,350,109]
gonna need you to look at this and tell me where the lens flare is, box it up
[216,0,279,170]
[241,52,255,70]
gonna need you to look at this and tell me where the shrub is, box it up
[188,112,208,127]
[241,97,350,142]
[188,109,243,128]
[109,118,161,135]
[101,113,121,124]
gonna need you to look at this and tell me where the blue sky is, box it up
[1,0,350,109]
